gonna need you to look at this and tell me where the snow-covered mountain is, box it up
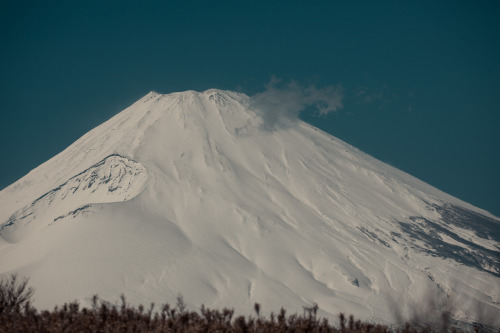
[1,89,498,327]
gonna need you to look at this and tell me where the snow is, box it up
[0,89,498,327]
[0,155,147,243]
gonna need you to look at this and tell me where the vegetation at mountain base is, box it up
[0,273,34,314]
[0,274,497,332]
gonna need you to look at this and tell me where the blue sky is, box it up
[1,1,499,216]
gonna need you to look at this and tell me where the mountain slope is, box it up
[0,89,498,326]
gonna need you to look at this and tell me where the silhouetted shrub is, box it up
[0,273,34,314]
[0,277,498,332]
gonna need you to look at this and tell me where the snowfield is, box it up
[0,89,498,327]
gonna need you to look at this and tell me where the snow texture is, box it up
[0,89,498,327]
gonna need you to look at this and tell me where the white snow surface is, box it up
[0,89,499,327]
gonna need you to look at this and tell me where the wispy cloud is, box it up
[352,85,394,110]
[250,77,343,130]
[351,85,417,115]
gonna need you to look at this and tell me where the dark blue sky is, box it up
[1,1,499,216]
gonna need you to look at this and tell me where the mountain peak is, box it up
[1,90,498,328]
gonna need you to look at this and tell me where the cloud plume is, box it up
[250,77,343,130]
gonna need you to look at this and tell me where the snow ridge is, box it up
[0,154,147,242]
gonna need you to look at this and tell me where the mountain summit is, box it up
[1,89,498,326]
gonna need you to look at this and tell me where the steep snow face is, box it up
[0,89,499,327]
[0,92,160,222]
[1,155,147,242]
